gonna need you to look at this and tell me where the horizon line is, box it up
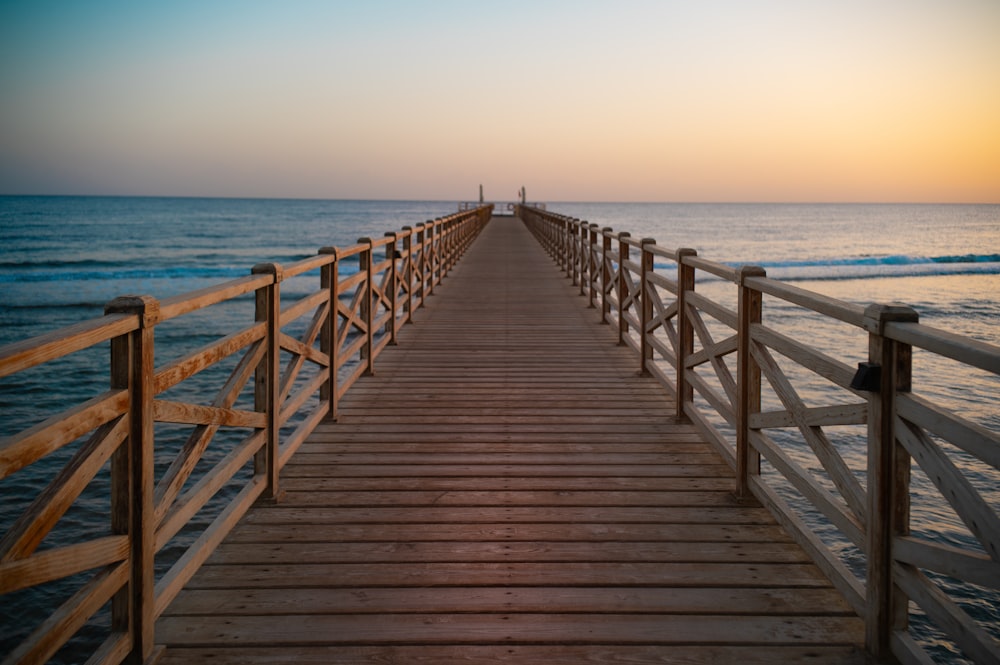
[2,192,998,206]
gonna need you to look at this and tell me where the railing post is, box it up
[640,239,656,375]
[544,214,554,257]
[438,217,451,284]
[319,248,339,420]
[563,219,572,278]
[548,216,554,262]
[415,222,427,308]
[252,263,283,500]
[548,216,558,258]
[442,217,451,278]
[601,228,613,324]
[465,213,474,252]
[863,303,917,659]
[358,238,375,375]
[384,232,399,345]
[556,219,570,277]
[675,248,697,421]
[425,221,436,296]
[106,294,159,664]
[444,217,451,278]
[555,219,570,264]
[578,221,587,294]
[570,220,579,285]
[568,219,576,282]
[588,224,599,309]
[401,227,414,324]
[736,266,766,498]
[442,217,449,279]
[441,219,452,277]
[449,217,458,271]
[617,232,631,345]
[459,214,465,253]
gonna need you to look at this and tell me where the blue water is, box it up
[1,196,998,662]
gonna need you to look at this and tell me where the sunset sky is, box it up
[1,0,998,203]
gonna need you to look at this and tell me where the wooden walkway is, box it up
[157,218,865,663]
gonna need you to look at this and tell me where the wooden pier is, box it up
[155,219,865,663]
[3,204,997,665]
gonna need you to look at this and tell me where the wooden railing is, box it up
[0,205,492,665]
[519,204,1000,665]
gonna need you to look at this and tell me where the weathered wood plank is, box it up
[301,432,707,443]
[222,521,795,543]
[278,476,736,492]
[159,613,863,646]
[281,464,731,478]
[272,489,748,507]
[163,585,851,616]
[296,440,712,452]
[286,453,723,465]
[180,561,832,589]
[241,505,777,525]
[161,645,867,665]
[205,540,813,565]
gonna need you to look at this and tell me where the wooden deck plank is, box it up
[177,561,833,588]
[280,464,732,477]
[158,613,863,646]
[159,645,867,665]
[277,476,737,491]
[221,523,797,543]
[285,453,724,464]
[164,586,853,615]
[205,541,815,564]
[158,217,865,663]
[266,489,753,506]
[237,506,778,525]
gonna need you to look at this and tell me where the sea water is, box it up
[1,196,998,661]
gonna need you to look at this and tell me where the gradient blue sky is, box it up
[1,0,998,202]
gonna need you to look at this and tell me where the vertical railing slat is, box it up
[358,238,375,376]
[675,248,696,421]
[640,239,656,375]
[737,266,765,497]
[617,232,631,346]
[319,248,338,421]
[252,263,282,499]
[106,295,159,664]
[401,227,414,324]
[601,228,613,324]
[384,232,399,345]
[864,303,918,658]
[588,224,599,308]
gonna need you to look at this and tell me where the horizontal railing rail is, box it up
[0,205,492,664]
[519,204,1000,665]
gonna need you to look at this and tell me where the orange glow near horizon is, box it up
[1,1,998,202]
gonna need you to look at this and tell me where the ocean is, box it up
[1,196,998,662]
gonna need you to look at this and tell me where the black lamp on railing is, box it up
[850,361,881,392]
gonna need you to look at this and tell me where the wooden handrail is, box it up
[0,204,492,664]
[518,203,1000,665]
[0,315,137,379]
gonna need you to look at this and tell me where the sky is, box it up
[1,0,998,203]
